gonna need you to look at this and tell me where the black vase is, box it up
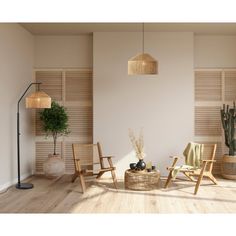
[136,159,146,170]
[129,163,136,170]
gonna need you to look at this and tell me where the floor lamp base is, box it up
[16,183,34,189]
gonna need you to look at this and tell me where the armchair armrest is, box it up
[201,160,216,167]
[202,160,216,163]
[100,156,114,159]
[169,155,183,159]
[167,156,181,170]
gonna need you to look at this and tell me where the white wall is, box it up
[94,32,194,177]
[0,24,34,190]
[35,35,93,68]
[195,35,236,67]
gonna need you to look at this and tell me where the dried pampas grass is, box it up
[129,128,146,160]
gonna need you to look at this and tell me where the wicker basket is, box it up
[124,169,160,191]
[221,155,236,180]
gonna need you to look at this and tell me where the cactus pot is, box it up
[221,155,236,180]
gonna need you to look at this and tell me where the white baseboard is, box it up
[0,173,32,192]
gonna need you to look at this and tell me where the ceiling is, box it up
[20,23,236,35]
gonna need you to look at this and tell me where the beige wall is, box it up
[93,32,194,176]
[0,24,34,190]
[194,35,236,67]
[35,35,93,68]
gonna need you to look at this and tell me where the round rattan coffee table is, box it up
[124,169,160,191]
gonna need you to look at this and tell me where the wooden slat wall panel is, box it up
[225,71,236,101]
[35,110,45,136]
[195,71,222,101]
[35,69,93,174]
[35,142,62,173]
[194,69,236,175]
[65,71,92,101]
[64,142,95,174]
[67,106,93,136]
[213,142,222,174]
[195,106,222,136]
[36,71,63,101]
[64,142,75,174]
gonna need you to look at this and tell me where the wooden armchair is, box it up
[164,143,217,195]
[71,142,118,193]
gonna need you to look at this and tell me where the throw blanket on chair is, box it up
[171,142,204,179]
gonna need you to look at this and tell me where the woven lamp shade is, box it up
[26,91,51,109]
[128,53,158,75]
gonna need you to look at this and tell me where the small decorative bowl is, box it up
[130,163,136,170]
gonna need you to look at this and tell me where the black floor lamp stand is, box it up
[16,82,40,190]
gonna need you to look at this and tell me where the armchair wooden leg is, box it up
[165,157,179,189]
[194,162,207,195]
[79,173,86,194]
[72,171,86,193]
[111,170,118,189]
[105,157,118,189]
[164,171,173,188]
[96,171,105,179]
[71,172,78,183]
[184,172,196,182]
[208,174,218,185]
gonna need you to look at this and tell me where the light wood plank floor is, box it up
[0,175,235,213]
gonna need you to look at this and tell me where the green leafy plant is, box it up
[40,101,69,155]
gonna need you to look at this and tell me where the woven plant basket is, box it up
[221,155,236,180]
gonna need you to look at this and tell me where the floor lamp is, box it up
[16,82,51,189]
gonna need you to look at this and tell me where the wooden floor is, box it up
[0,175,235,213]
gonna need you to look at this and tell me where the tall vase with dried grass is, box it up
[129,129,146,170]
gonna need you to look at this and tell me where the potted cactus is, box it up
[220,102,236,179]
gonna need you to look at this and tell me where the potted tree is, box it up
[40,101,69,178]
[220,102,236,180]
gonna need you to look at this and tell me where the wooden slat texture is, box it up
[65,71,92,101]
[64,142,95,174]
[195,106,222,136]
[67,106,93,136]
[35,69,93,175]
[36,71,63,101]
[35,142,62,173]
[64,142,75,174]
[194,69,236,174]
[213,142,222,174]
[194,69,226,174]
[225,71,236,101]
[35,110,45,136]
[195,71,222,101]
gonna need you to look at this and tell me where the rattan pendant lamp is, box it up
[128,23,158,75]
[16,82,51,189]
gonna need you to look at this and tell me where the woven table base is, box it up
[124,169,160,191]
